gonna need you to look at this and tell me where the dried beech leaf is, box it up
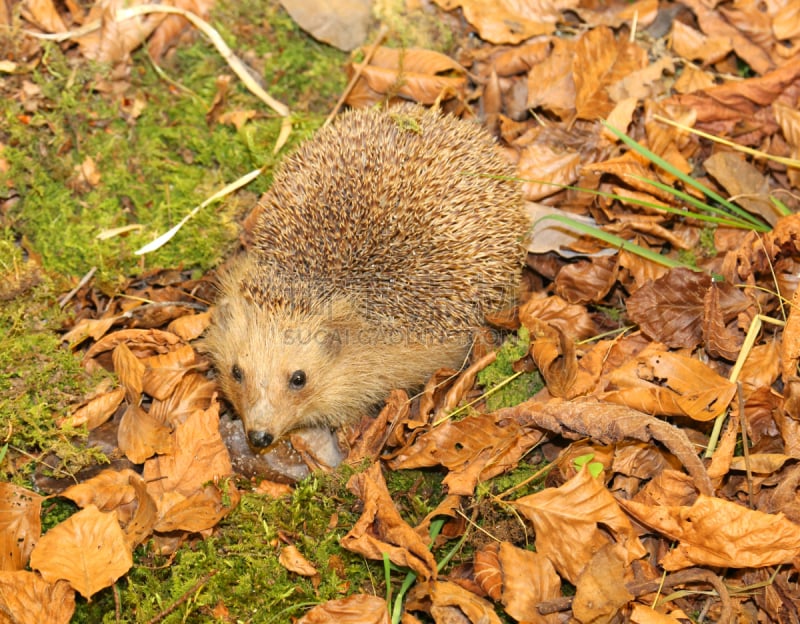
[297,594,389,624]
[704,152,777,225]
[279,544,318,577]
[63,387,125,430]
[526,38,576,119]
[147,0,214,59]
[513,467,646,583]
[602,344,737,421]
[152,484,239,533]
[60,468,139,512]
[72,2,162,63]
[671,21,732,65]
[702,285,744,360]
[667,55,800,135]
[0,484,42,571]
[554,255,619,304]
[167,310,210,341]
[60,316,118,347]
[347,389,408,465]
[630,603,685,623]
[405,579,503,624]
[112,342,145,403]
[341,463,437,580]
[729,453,792,474]
[386,412,543,495]
[123,473,159,548]
[635,469,700,507]
[518,142,582,201]
[502,398,713,495]
[526,317,578,398]
[118,403,173,464]
[29,505,132,599]
[143,400,232,499]
[519,294,597,341]
[433,0,566,44]
[141,344,198,401]
[498,541,561,621]
[0,571,74,624]
[620,495,800,569]
[573,26,648,120]
[474,543,502,600]
[626,268,710,348]
[346,47,467,106]
[780,282,800,382]
[573,543,634,623]
[149,371,218,427]
[83,328,182,367]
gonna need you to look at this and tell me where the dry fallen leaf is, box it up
[602,343,738,421]
[297,594,389,624]
[0,483,42,572]
[513,467,647,583]
[620,495,800,569]
[341,463,437,580]
[573,542,634,623]
[29,505,133,599]
[279,544,319,577]
[0,571,75,624]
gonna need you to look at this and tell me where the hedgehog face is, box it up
[205,286,366,453]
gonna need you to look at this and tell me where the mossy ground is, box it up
[0,2,546,620]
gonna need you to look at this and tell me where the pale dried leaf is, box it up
[0,571,74,624]
[167,310,210,341]
[513,468,646,583]
[671,21,732,65]
[29,506,132,599]
[297,594,389,624]
[573,543,634,623]
[519,294,597,341]
[279,545,318,577]
[341,463,437,580]
[0,484,42,571]
[118,403,173,464]
[433,0,568,44]
[63,387,125,430]
[620,495,800,569]
[143,400,232,498]
[498,542,561,621]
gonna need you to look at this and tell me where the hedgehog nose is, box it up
[248,430,274,448]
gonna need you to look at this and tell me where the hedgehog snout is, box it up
[247,429,274,448]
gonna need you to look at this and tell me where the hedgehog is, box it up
[204,104,528,464]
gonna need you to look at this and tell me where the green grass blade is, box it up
[771,195,793,217]
[525,178,755,229]
[629,174,769,231]
[602,121,770,230]
[536,214,697,270]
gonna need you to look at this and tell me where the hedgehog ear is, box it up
[211,300,232,330]
[319,298,359,356]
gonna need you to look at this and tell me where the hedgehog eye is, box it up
[288,370,306,390]
[231,364,243,383]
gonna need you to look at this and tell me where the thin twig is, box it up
[146,569,218,624]
[324,25,388,127]
[58,266,96,308]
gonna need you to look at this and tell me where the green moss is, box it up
[0,2,346,287]
[0,231,105,481]
[40,498,80,532]
[73,472,380,623]
[384,468,445,526]
[478,459,549,500]
[477,328,543,411]
[211,0,348,111]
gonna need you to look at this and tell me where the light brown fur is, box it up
[204,105,528,459]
